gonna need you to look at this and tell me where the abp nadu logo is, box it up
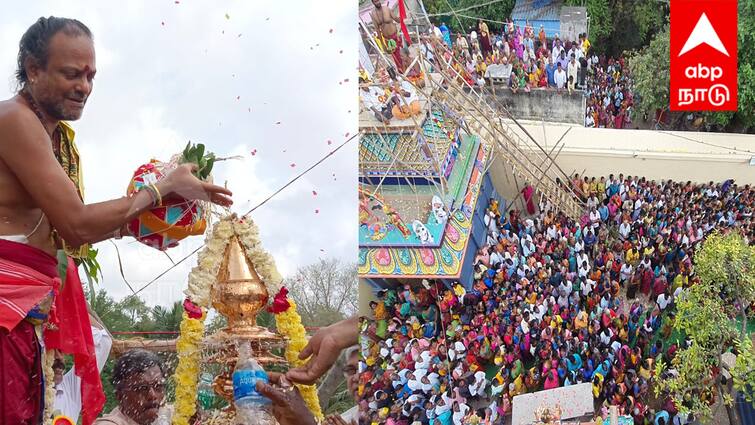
[670,0,737,111]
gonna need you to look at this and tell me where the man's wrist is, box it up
[333,316,359,349]
[155,179,173,199]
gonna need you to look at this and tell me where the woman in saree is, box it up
[522,183,536,215]
[543,366,560,390]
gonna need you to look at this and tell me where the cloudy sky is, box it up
[1,1,357,306]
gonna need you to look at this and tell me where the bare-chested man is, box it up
[0,17,232,425]
[371,0,405,73]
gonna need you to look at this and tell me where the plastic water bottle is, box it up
[197,372,216,412]
[152,405,174,425]
[232,341,275,425]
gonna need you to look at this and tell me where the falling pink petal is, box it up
[290,163,296,167]
[345,132,350,137]
[329,28,333,33]
[236,96,240,100]
[312,190,318,196]
[251,149,257,156]
[161,21,165,26]
[315,209,320,214]
[327,140,332,145]
[344,78,350,83]
[175,0,179,3]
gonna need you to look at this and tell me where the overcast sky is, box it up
[1,1,357,306]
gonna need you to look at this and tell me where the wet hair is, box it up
[112,349,164,392]
[15,16,92,87]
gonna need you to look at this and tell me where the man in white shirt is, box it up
[53,316,113,423]
[620,262,633,283]
[573,238,584,253]
[551,40,564,60]
[521,239,536,257]
[338,347,360,424]
[585,109,595,127]
[452,401,470,425]
[581,278,595,297]
[619,220,631,240]
[589,208,601,226]
[578,261,590,279]
[567,55,579,89]
[546,224,558,241]
[490,250,504,268]
[600,327,614,346]
[657,292,671,311]
[554,63,567,90]
[360,83,390,123]
[577,252,590,269]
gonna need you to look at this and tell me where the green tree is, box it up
[151,301,184,334]
[565,0,611,49]
[88,288,134,332]
[693,232,754,340]
[118,294,151,324]
[286,259,358,328]
[628,24,670,119]
[424,0,516,34]
[565,0,668,56]
[656,232,755,422]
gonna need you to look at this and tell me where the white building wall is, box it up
[488,120,755,200]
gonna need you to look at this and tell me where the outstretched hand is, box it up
[256,372,317,425]
[160,163,233,207]
[285,316,358,385]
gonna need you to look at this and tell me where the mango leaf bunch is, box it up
[181,142,216,181]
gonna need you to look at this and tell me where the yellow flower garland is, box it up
[274,298,324,422]
[173,311,206,425]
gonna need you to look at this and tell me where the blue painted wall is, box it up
[458,172,504,289]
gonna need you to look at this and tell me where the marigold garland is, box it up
[172,311,206,425]
[273,295,324,422]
